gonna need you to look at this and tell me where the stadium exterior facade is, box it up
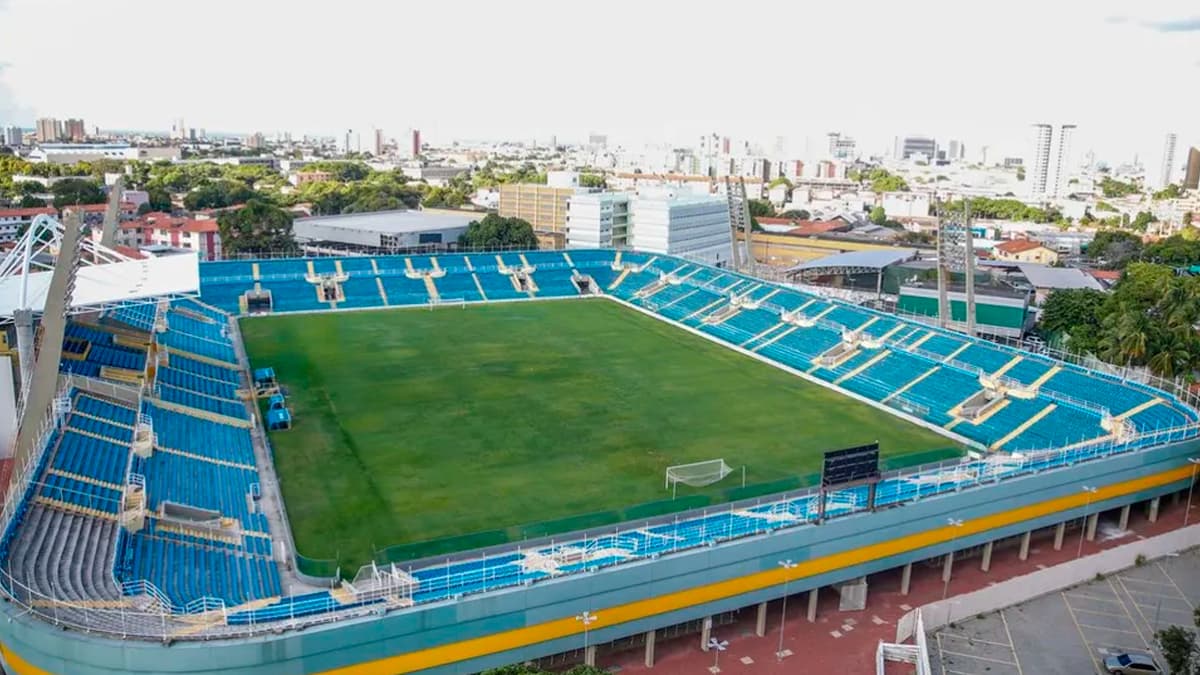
[1,249,1197,675]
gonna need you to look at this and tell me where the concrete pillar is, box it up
[644,630,656,668]
[1118,504,1131,531]
[1054,522,1066,551]
[1085,513,1098,541]
[942,551,955,583]
[755,601,768,637]
[700,616,712,651]
[584,645,596,667]
[980,541,994,572]
[1148,496,1160,523]
[1018,530,1032,561]
[806,587,818,623]
[900,562,912,596]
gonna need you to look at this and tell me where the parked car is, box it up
[1103,651,1163,674]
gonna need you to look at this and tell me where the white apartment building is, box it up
[1154,133,1178,190]
[0,207,57,244]
[629,190,732,266]
[565,192,630,249]
[1029,123,1075,199]
[566,189,733,265]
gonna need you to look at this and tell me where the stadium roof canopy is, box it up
[0,215,199,321]
[786,248,920,276]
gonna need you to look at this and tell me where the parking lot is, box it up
[928,547,1200,674]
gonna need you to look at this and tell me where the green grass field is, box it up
[241,300,952,568]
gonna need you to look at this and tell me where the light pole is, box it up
[777,559,797,660]
[1077,485,1098,559]
[576,610,597,665]
[708,637,728,672]
[943,518,964,602]
[1184,458,1200,527]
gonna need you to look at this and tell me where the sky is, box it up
[0,0,1197,164]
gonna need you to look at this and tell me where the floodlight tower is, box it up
[6,212,85,476]
[724,176,752,271]
[935,199,976,336]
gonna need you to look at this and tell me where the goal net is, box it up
[665,459,734,490]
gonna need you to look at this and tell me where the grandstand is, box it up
[0,217,1197,674]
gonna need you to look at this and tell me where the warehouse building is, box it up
[292,209,474,253]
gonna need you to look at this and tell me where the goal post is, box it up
[665,459,734,496]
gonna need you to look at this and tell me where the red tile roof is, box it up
[0,207,56,218]
[786,220,851,236]
[63,202,138,213]
[131,213,219,234]
[994,239,1047,254]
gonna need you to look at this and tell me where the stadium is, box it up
[0,213,1197,675]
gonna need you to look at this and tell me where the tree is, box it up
[1087,229,1143,269]
[18,194,46,208]
[578,173,606,189]
[146,187,173,212]
[868,206,887,226]
[1130,211,1155,232]
[50,178,105,208]
[747,198,775,231]
[1154,607,1200,675]
[1141,234,1200,266]
[1099,176,1139,198]
[216,199,298,255]
[779,209,810,220]
[183,180,255,211]
[866,168,908,192]
[767,176,793,190]
[1015,167,1025,181]
[458,214,537,250]
[1039,289,1106,353]
[1153,183,1183,200]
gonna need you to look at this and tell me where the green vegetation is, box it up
[50,178,105,208]
[940,197,1062,224]
[1154,607,1200,675]
[866,168,908,192]
[458,213,537,249]
[1087,229,1143,268]
[242,301,949,567]
[216,199,298,255]
[778,209,810,220]
[1099,176,1140,199]
[1153,183,1183,200]
[869,205,887,225]
[1040,262,1200,377]
[579,173,606,188]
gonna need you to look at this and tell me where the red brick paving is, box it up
[591,496,1192,674]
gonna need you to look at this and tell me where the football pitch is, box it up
[241,299,953,569]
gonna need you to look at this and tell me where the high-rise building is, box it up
[410,129,421,158]
[947,140,965,161]
[628,189,732,266]
[171,118,186,140]
[63,118,86,142]
[900,136,937,161]
[34,118,61,143]
[566,192,631,249]
[373,128,385,156]
[246,132,265,150]
[2,126,22,146]
[499,172,592,249]
[342,129,352,155]
[1156,133,1178,189]
[826,132,856,160]
[588,133,607,149]
[1029,123,1075,198]
[1184,147,1200,190]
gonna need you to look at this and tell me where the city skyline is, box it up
[0,0,1198,163]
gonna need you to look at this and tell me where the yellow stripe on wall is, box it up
[0,465,1191,675]
[314,464,1193,674]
